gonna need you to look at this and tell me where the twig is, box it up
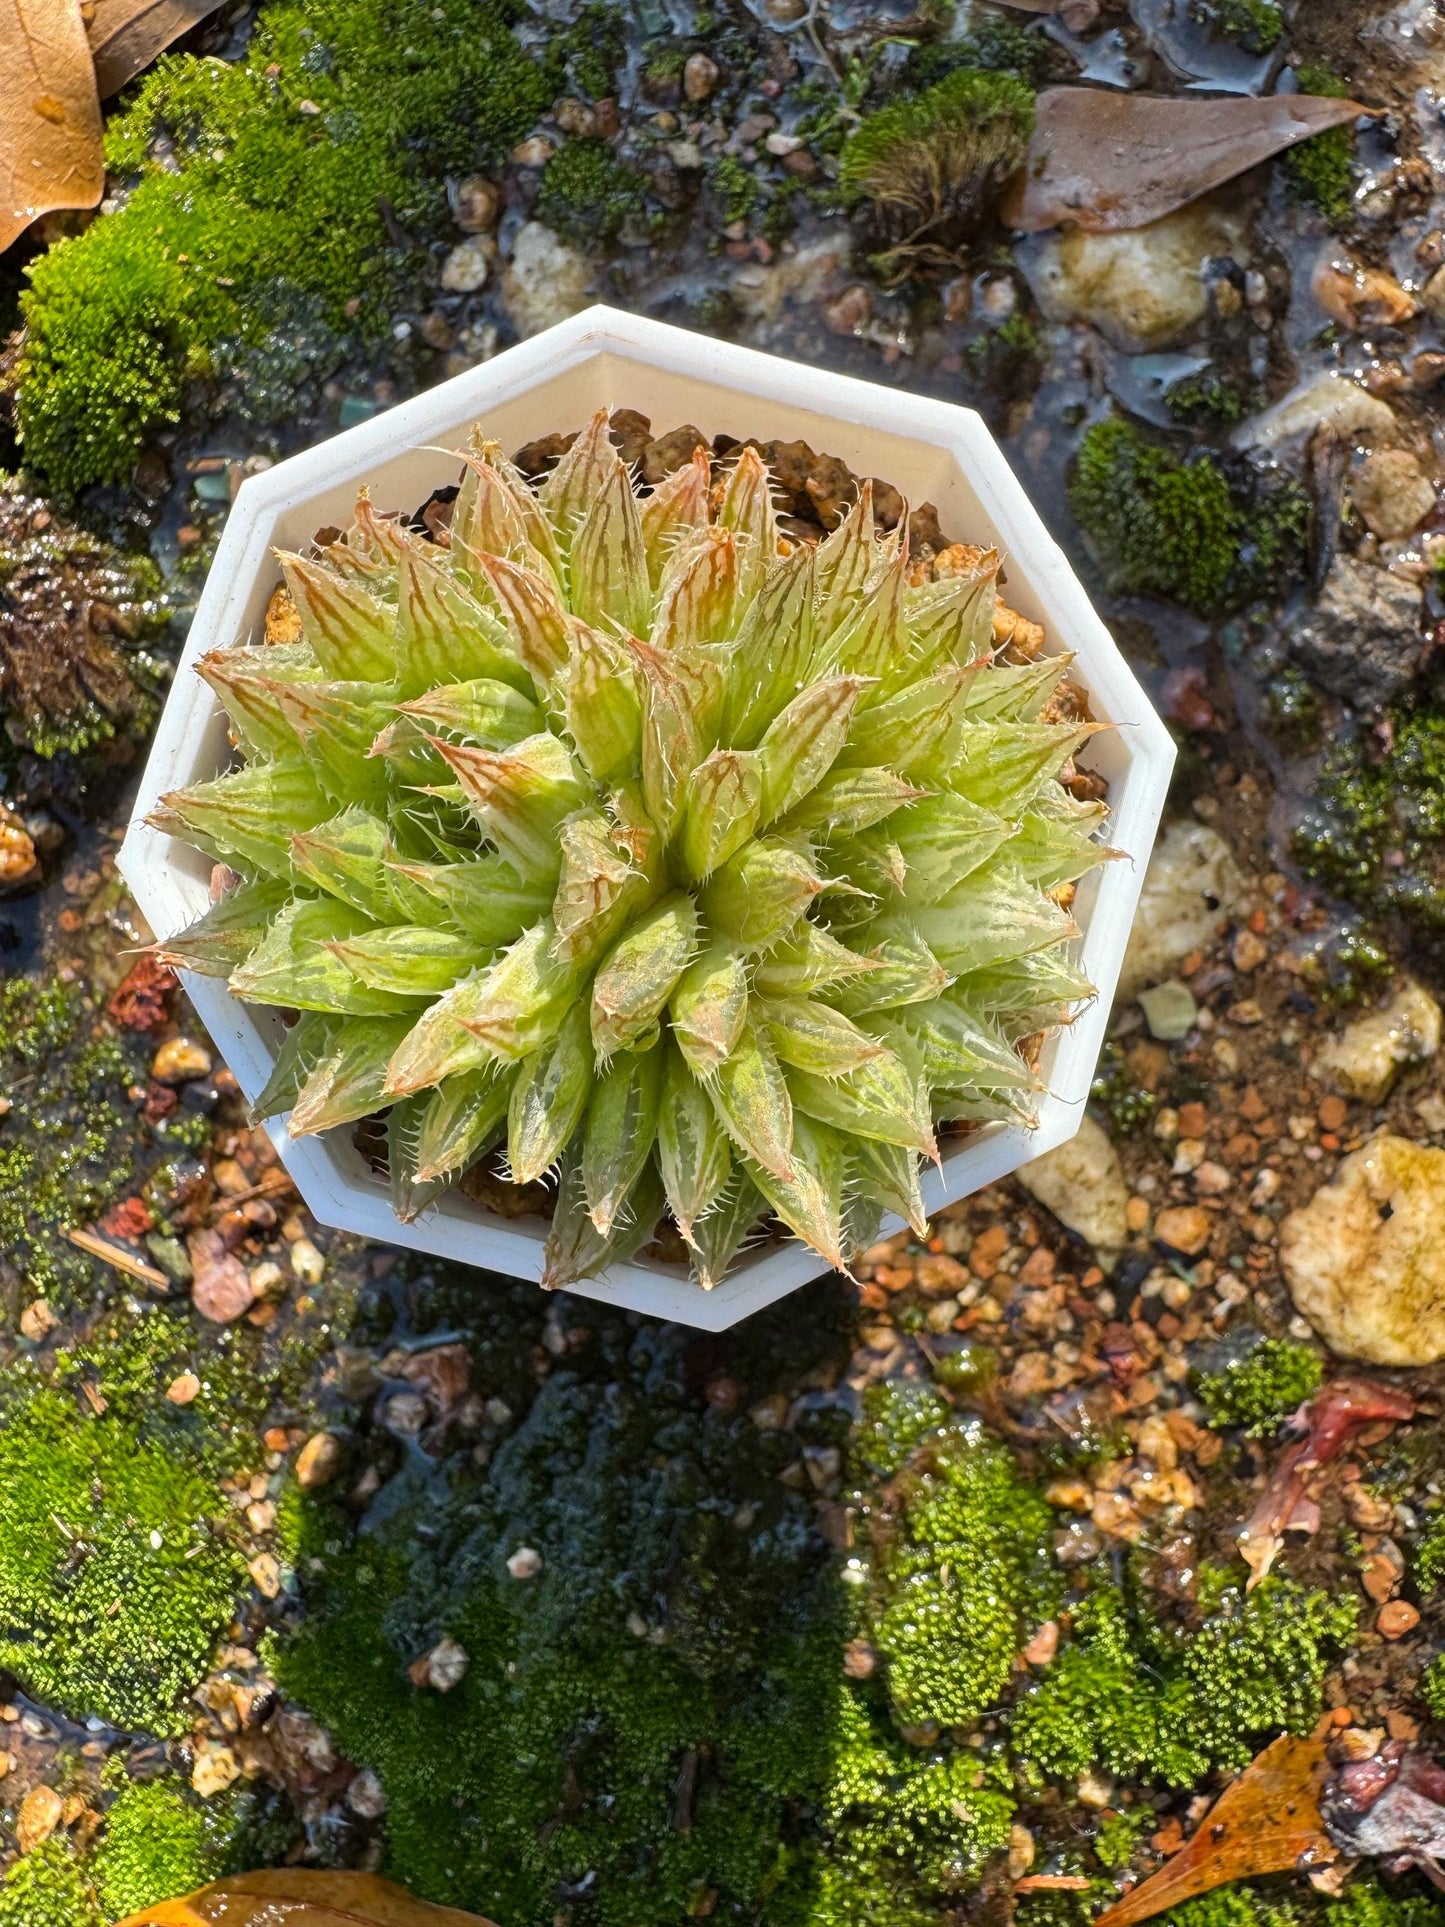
[64,1226,170,1291]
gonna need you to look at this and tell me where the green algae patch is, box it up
[1069,417,1310,617]
[0,1384,244,1734]
[16,0,554,493]
[91,1774,229,1920]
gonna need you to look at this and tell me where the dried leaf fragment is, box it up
[117,1869,499,1924]
[1093,1735,1334,1927]
[1003,87,1374,234]
[1,0,104,253]
[86,0,227,97]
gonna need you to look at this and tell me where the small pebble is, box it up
[290,1237,326,1284]
[683,52,719,100]
[1376,1599,1420,1639]
[440,238,492,294]
[151,1037,212,1085]
[16,1784,64,1853]
[507,1545,543,1579]
[295,1431,343,1490]
[453,175,500,231]
[19,1299,57,1342]
[1138,980,1199,1042]
[166,1372,201,1405]
[347,1767,389,1819]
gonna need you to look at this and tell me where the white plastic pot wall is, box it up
[118,305,1176,1332]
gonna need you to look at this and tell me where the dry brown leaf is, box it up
[86,0,227,99]
[1002,87,1374,233]
[1093,1734,1335,1927]
[117,1869,501,1927]
[0,0,104,254]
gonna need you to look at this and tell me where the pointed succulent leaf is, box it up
[590,890,699,1060]
[838,663,977,775]
[271,680,393,811]
[758,995,885,1078]
[882,996,1037,1097]
[1005,793,1113,889]
[678,748,763,882]
[813,481,875,628]
[744,1113,849,1271]
[656,1042,732,1243]
[776,767,927,839]
[415,1063,514,1183]
[582,1039,665,1236]
[686,1168,766,1290]
[383,974,498,1097]
[751,923,884,997]
[551,806,656,967]
[277,551,396,681]
[197,644,321,759]
[506,1001,594,1184]
[965,653,1070,722]
[452,452,561,587]
[698,839,822,951]
[757,675,867,823]
[947,721,1100,812]
[571,456,651,637]
[652,526,739,654]
[832,926,953,1016]
[640,445,712,585]
[454,919,583,1061]
[463,547,571,687]
[289,806,395,920]
[538,410,616,548]
[669,941,749,1077]
[562,620,641,784]
[630,636,723,839]
[907,863,1078,974]
[387,1093,449,1224]
[822,544,907,682]
[788,1046,937,1158]
[397,678,541,750]
[431,732,587,883]
[835,791,1015,907]
[232,899,423,1015]
[327,923,491,997]
[905,554,1000,675]
[153,875,291,977]
[709,1018,794,1182]
[953,948,1095,1022]
[724,547,816,746]
[249,1011,336,1123]
[289,1015,417,1136]
[384,853,549,948]
[396,545,530,698]
[851,1134,929,1239]
[716,446,778,598]
[150,760,332,877]
[542,1150,665,1289]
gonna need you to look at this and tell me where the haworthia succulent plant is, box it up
[155,411,1112,1289]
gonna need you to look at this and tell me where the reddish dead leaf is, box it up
[1,0,104,254]
[108,954,177,1034]
[1238,1379,1415,1587]
[1093,1735,1335,1927]
[1002,88,1374,233]
[118,1869,499,1926]
[86,0,227,98]
[99,1195,155,1239]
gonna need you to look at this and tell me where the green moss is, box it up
[1165,371,1258,429]
[1091,1040,1159,1135]
[1189,0,1283,53]
[0,1838,101,1927]
[536,139,650,250]
[92,1775,226,1920]
[708,153,763,227]
[0,1384,244,1733]
[0,976,149,1303]
[1163,1874,1445,1927]
[865,1406,1058,1731]
[1284,67,1356,225]
[17,0,554,492]
[840,71,1034,275]
[1417,1509,1445,1590]
[1292,706,1445,938]
[901,20,1052,92]
[1012,1575,1356,1787]
[1094,1806,1153,1873]
[1070,418,1310,616]
[1196,1339,1324,1435]
[555,2,627,100]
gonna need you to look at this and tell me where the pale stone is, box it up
[1312,982,1441,1105]
[683,52,719,101]
[1030,198,1247,352]
[16,1784,64,1853]
[1236,373,1398,452]
[19,1299,57,1342]
[151,1036,212,1084]
[289,1237,325,1284]
[1281,1134,1445,1363]
[730,236,848,324]
[506,1545,543,1579]
[191,1742,241,1798]
[295,1431,343,1490]
[501,222,593,338]
[1116,821,1246,1001]
[1137,979,1198,1042]
[1350,448,1437,540]
[1017,1114,1129,1267]
[347,1767,389,1819]
[440,238,493,294]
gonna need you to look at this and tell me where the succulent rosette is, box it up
[153,410,1111,1289]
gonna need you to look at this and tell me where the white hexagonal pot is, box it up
[118,305,1174,1331]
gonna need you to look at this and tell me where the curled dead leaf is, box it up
[0,0,104,254]
[116,1868,500,1926]
[86,0,227,98]
[1093,1734,1335,1927]
[1003,87,1375,234]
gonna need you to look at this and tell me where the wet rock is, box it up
[289,1236,325,1284]
[19,1298,57,1341]
[1292,554,1425,707]
[347,1767,388,1819]
[191,1740,241,1798]
[1350,448,1437,540]
[1117,820,1246,1000]
[1017,1114,1129,1267]
[16,1783,64,1852]
[731,237,848,325]
[684,52,719,101]
[453,175,500,232]
[188,1228,256,1324]
[151,1036,212,1084]
[1311,255,1417,332]
[295,1431,343,1489]
[1237,373,1399,451]
[1312,981,1442,1104]
[1281,1134,1445,1363]
[501,222,593,338]
[440,237,493,294]
[1030,197,1248,352]
[0,804,36,885]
